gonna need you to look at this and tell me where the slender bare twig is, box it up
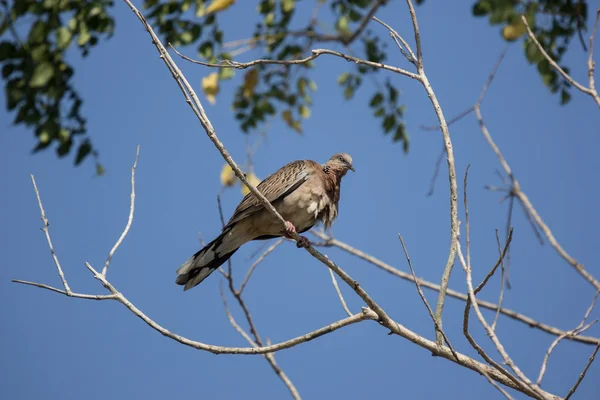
[238,238,284,295]
[420,47,508,197]
[30,175,71,294]
[221,0,383,50]
[377,4,460,347]
[12,280,116,300]
[102,145,140,277]
[426,144,445,196]
[537,289,600,386]
[564,343,600,400]
[457,243,546,399]
[170,45,421,82]
[219,282,301,400]
[521,14,600,107]
[474,105,600,291]
[328,269,352,317]
[492,230,507,331]
[537,321,597,387]
[398,234,458,361]
[372,16,416,65]
[311,229,599,346]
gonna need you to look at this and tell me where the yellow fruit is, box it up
[202,0,235,16]
[502,22,526,41]
[242,68,259,98]
[241,172,261,196]
[201,72,219,104]
[219,163,236,187]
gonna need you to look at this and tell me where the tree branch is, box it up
[521,14,600,107]
[310,230,599,346]
[102,145,139,277]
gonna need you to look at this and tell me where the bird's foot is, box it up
[296,236,311,248]
[283,221,297,236]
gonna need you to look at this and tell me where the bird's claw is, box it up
[283,221,297,236]
[296,236,311,248]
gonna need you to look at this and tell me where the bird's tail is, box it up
[175,225,244,291]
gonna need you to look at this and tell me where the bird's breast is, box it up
[279,187,329,232]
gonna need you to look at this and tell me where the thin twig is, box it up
[398,234,459,361]
[475,105,600,291]
[521,15,600,107]
[102,145,140,277]
[564,344,600,400]
[458,243,545,398]
[12,280,116,300]
[238,238,284,295]
[537,289,600,386]
[30,175,71,294]
[219,282,301,400]
[426,144,445,196]
[310,230,599,346]
[170,45,421,82]
[328,269,352,317]
[492,230,507,331]
[537,321,597,386]
[372,16,416,65]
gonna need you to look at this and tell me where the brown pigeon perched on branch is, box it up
[176,153,355,291]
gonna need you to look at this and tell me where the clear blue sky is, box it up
[1,1,599,399]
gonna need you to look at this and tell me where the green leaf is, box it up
[343,86,354,100]
[219,67,235,80]
[393,124,406,142]
[337,72,350,84]
[2,64,15,78]
[0,41,18,61]
[29,21,48,43]
[373,107,385,117]
[560,88,571,105]
[383,114,395,133]
[75,140,92,165]
[77,25,92,46]
[56,27,72,49]
[369,92,384,107]
[299,104,310,119]
[30,62,55,88]
[282,0,295,13]
[336,16,350,36]
[472,0,491,17]
[95,163,105,176]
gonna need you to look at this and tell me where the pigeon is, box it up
[176,153,354,291]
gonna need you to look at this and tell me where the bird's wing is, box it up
[225,159,311,227]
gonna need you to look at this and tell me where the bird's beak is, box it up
[349,165,355,172]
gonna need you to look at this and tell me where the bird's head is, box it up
[326,153,355,175]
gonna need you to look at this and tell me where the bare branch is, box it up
[564,344,600,400]
[405,0,423,70]
[474,105,600,291]
[311,230,599,346]
[328,268,352,318]
[537,289,600,386]
[426,144,445,196]
[219,282,301,400]
[102,145,140,277]
[398,234,458,361]
[30,175,71,294]
[492,230,508,331]
[537,321,597,387]
[521,15,600,107]
[12,280,116,300]
[170,45,422,82]
[238,238,284,295]
[457,243,545,398]
[372,16,416,65]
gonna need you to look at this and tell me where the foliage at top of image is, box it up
[0,0,591,172]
